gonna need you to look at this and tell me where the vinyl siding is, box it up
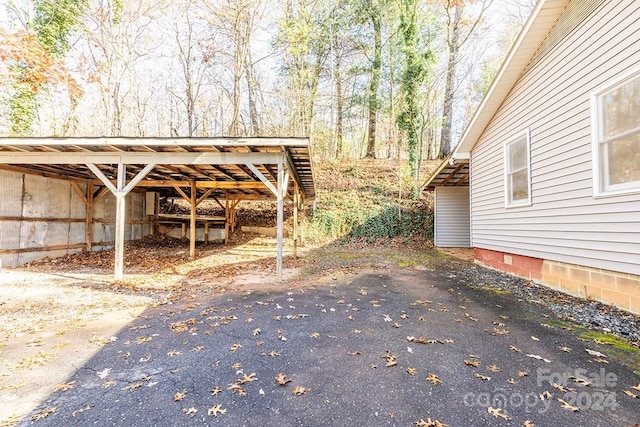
[470,0,640,276]
[435,186,470,247]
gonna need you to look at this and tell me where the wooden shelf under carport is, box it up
[154,213,227,244]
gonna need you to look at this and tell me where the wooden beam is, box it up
[0,216,85,222]
[246,163,277,196]
[173,185,190,203]
[91,180,269,189]
[0,243,85,255]
[94,186,111,203]
[70,181,88,205]
[196,188,214,207]
[0,151,286,165]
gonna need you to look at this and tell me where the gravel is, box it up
[443,260,640,346]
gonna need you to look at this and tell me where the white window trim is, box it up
[503,128,532,208]
[591,67,640,198]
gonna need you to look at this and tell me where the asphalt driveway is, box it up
[13,265,640,426]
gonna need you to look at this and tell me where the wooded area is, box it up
[0,0,533,182]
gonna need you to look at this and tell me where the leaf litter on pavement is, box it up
[2,239,639,426]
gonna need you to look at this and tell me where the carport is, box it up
[423,155,470,248]
[0,137,315,280]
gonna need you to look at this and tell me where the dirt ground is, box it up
[1,235,639,426]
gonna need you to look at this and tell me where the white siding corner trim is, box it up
[435,186,471,247]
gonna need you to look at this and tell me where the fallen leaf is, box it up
[523,421,535,427]
[552,383,568,392]
[507,378,517,384]
[632,383,640,392]
[53,381,75,392]
[383,314,392,322]
[275,373,292,386]
[228,383,247,396]
[292,385,310,395]
[586,349,606,358]
[210,386,222,395]
[414,418,448,427]
[570,376,591,387]
[252,328,261,336]
[167,350,182,357]
[539,391,552,400]
[487,406,510,420]
[122,382,143,391]
[509,345,522,353]
[406,367,418,376]
[558,398,579,412]
[347,351,361,356]
[426,373,442,385]
[175,390,187,401]
[487,365,500,373]
[310,332,320,338]
[624,390,639,399]
[464,360,480,367]
[526,354,551,363]
[208,404,227,417]
[382,351,397,367]
[475,374,491,381]
[191,346,205,352]
[531,336,539,341]
[71,405,92,417]
[182,407,198,417]
[559,346,572,352]
[238,372,257,384]
[230,343,242,354]
[31,407,56,421]
[518,370,529,377]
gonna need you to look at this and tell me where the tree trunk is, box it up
[335,62,344,158]
[439,4,461,158]
[365,12,381,158]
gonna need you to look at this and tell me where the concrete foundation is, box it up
[0,170,148,268]
[475,248,640,315]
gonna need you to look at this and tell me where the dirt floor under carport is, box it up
[1,234,639,426]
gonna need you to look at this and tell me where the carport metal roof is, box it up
[0,137,315,280]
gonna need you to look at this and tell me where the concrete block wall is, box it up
[0,170,148,268]
[541,261,640,314]
[475,248,640,314]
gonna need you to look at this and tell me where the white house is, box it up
[425,0,640,313]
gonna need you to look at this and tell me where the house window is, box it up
[593,70,640,195]
[504,130,531,207]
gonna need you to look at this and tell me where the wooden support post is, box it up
[224,197,230,245]
[276,162,284,280]
[86,162,155,280]
[86,181,94,252]
[114,163,126,281]
[204,223,209,243]
[181,223,187,240]
[189,181,196,259]
[293,183,299,260]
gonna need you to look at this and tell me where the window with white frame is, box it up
[504,130,531,207]
[593,70,640,194]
